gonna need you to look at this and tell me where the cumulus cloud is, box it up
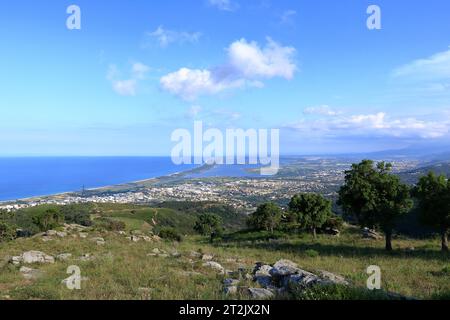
[289,112,450,139]
[208,0,238,11]
[160,38,297,100]
[146,26,201,48]
[107,62,150,96]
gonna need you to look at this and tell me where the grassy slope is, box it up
[0,204,449,300]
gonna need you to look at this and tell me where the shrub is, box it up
[32,209,64,232]
[0,221,16,242]
[305,249,319,258]
[95,218,126,231]
[159,227,183,242]
[60,204,93,226]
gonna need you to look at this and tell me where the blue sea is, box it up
[0,157,198,202]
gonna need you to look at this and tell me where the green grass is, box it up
[0,203,449,300]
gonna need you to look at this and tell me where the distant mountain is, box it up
[398,161,450,184]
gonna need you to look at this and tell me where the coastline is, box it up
[0,163,213,205]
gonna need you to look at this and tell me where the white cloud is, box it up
[208,0,238,11]
[107,62,150,96]
[392,47,450,81]
[228,38,296,79]
[160,38,297,100]
[289,112,450,139]
[147,26,202,48]
[303,105,342,116]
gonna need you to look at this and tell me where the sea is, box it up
[0,157,198,202]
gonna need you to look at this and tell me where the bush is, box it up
[32,209,64,232]
[159,227,183,242]
[305,249,319,258]
[60,204,93,226]
[322,215,344,230]
[0,221,16,242]
[95,218,126,231]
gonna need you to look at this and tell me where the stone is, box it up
[224,278,240,287]
[190,251,202,258]
[254,264,272,276]
[46,230,57,236]
[318,270,349,286]
[56,232,67,238]
[224,286,238,295]
[79,233,88,238]
[21,251,55,264]
[248,288,274,300]
[284,270,321,288]
[56,253,72,261]
[362,228,382,240]
[270,259,300,277]
[202,261,225,274]
[20,266,43,280]
[11,256,22,265]
[254,275,272,288]
[202,254,214,261]
[41,236,54,242]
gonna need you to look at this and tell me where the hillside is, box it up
[0,203,449,300]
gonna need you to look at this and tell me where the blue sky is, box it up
[1,0,449,156]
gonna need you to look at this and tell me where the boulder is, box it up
[224,286,238,295]
[285,271,321,288]
[21,251,55,264]
[56,253,72,261]
[19,266,43,280]
[318,270,349,286]
[248,288,274,300]
[270,259,300,277]
[202,254,214,261]
[202,261,225,274]
[56,232,67,238]
[223,278,240,287]
[45,230,57,236]
[79,233,88,239]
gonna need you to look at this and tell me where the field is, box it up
[0,203,449,300]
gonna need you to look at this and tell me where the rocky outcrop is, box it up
[223,259,350,300]
[11,251,55,265]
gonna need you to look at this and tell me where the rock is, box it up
[254,275,272,288]
[141,236,153,242]
[79,254,95,262]
[19,266,43,280]
[127,235,141,242]
[41,236,54,242]
[224,286,238,295]
[190,251,202,259]
[152,248,162,254]
[284,270,321,288]
[21,251,55,264]
[254,264,272,276]
[118,231,127,236]
[46,230,57,236]
[11,256,22,265]
[202,254,214,261]
[202,261,225,274]
[362,228,382,240]
[224,278,240,287]
[270,259,300,277]
[79,233,88,239]
[248,288,274,300]
[56,232,67,238]
[318,270,349,286]
[56,253,72,261]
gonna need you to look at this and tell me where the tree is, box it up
[194,213,223,243]
[414,172,450,252]
[288,193,332,238]
[247,202,282,233]
[0,221,16,243]
[32,208,64,232]
[338,160,413,251]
